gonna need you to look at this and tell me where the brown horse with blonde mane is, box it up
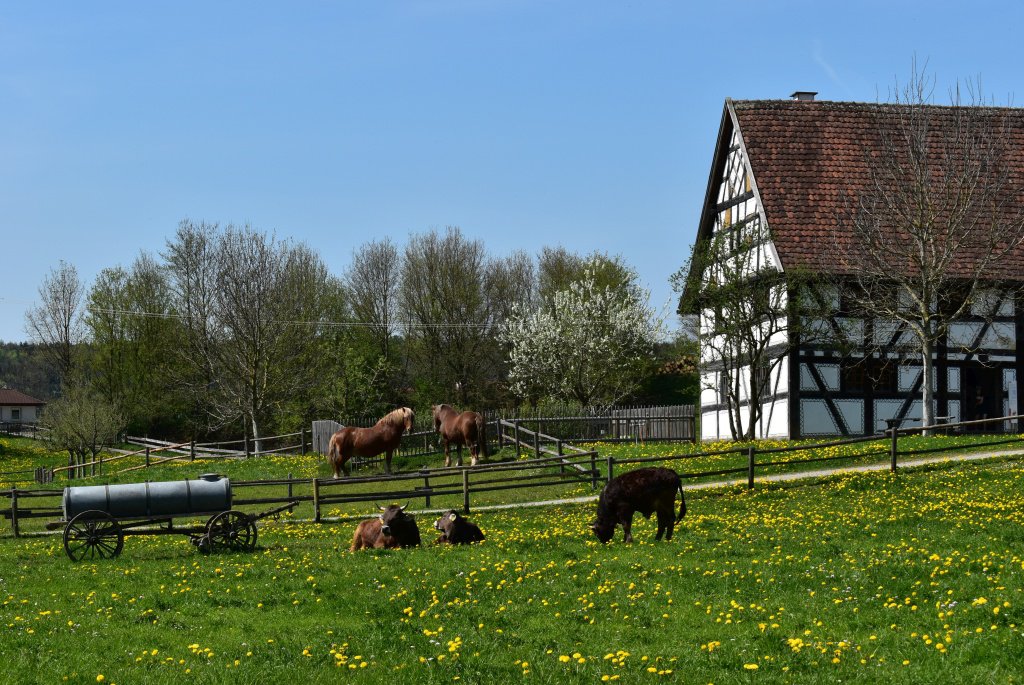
[327,407,414,477]
[432,404,487,467]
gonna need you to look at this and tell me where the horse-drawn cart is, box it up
[50,474,297,561]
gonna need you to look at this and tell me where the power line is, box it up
[87,306,678,340]
[89,307,505,329]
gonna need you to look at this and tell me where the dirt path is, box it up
[444,446,1024,514]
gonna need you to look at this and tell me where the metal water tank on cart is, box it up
[55,474,297,561]
[63,473,233,520]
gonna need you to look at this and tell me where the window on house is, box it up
[712,303,725,333]
[11,408,21,421]
[719,372,731,405]
[755,363,773,400]
[839,284,868,317]
[870,362,898,393]
[841,362,865,393]
[938,283,971,320]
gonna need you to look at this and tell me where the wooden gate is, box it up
[311,420,342,455]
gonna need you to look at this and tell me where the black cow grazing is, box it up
[433,510,485,545]
[591,467,687,543]
[350,503,422,551]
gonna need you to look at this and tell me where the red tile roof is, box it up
[0,389,46,406]
[729,99,1024,279]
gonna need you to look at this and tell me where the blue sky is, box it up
[1,1,1020,342]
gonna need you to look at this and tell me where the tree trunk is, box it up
[746,371,760,441]
[729,370,743,441]
[251,416,263,456]
[921,337,935,435]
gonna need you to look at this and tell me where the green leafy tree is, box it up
[84,253,183,435]
[42,380,125,477]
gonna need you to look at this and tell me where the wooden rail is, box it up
[0,450,603,536]
[5,412,1021,538]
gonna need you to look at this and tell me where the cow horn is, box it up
[400,502,409,512]
[377,502,386,512]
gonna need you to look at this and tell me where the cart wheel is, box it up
[205,510,257,552]
[63,510,124,561]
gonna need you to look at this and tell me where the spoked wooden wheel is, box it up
[205,510,257,552]
[63,510,124,561]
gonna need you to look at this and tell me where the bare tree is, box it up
[24,261,86,384]
[675,220,821,440]
[400,227,532,405]
[830,68,1024,430]
[345,238,401,358]
[164,221,336,449]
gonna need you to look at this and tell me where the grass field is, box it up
[1,438,1022,684]
[3,431,1023,528]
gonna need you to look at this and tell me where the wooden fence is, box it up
[0,422,45,439]
[6,406,695,483]
[0,450,602,537]
[4,413,1022,538]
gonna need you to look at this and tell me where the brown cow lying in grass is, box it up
[433,510,485,545]
[350,504,422,550]
[591,467,686,543]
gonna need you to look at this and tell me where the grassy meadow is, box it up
[1,433,1023,683]
[3,431,1022,527]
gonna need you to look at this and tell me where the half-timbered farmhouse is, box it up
[691,93,1024,440]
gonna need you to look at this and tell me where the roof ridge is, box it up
[731,98,1024,113]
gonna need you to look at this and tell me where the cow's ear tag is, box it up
[449,512,457,522]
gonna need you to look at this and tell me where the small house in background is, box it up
[0,388,46,423]
[690,94,1024,440]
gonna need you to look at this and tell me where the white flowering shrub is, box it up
[501,271,663,407]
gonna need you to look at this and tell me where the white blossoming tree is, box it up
[501,270,663,408]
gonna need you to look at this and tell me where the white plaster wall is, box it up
[1,406,37,421]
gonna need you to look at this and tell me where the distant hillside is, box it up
[0,342,59,400]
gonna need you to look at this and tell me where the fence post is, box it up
[145,446,150,468]
[301,428,306,456]
[10,489,19,538]
[462,469,470,514]
[244,434,251,459]
[312,478,321,523]
[747,445,755,490]
[514,420,521,458]
[190,440,196,462]
[890,428,899,472]
[533,428,540,459]
[497,420,504,450]
[606,455,615,484]
[590,452,598,489]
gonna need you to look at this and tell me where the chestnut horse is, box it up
[327,407,414,477]
[432,404,487,467]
